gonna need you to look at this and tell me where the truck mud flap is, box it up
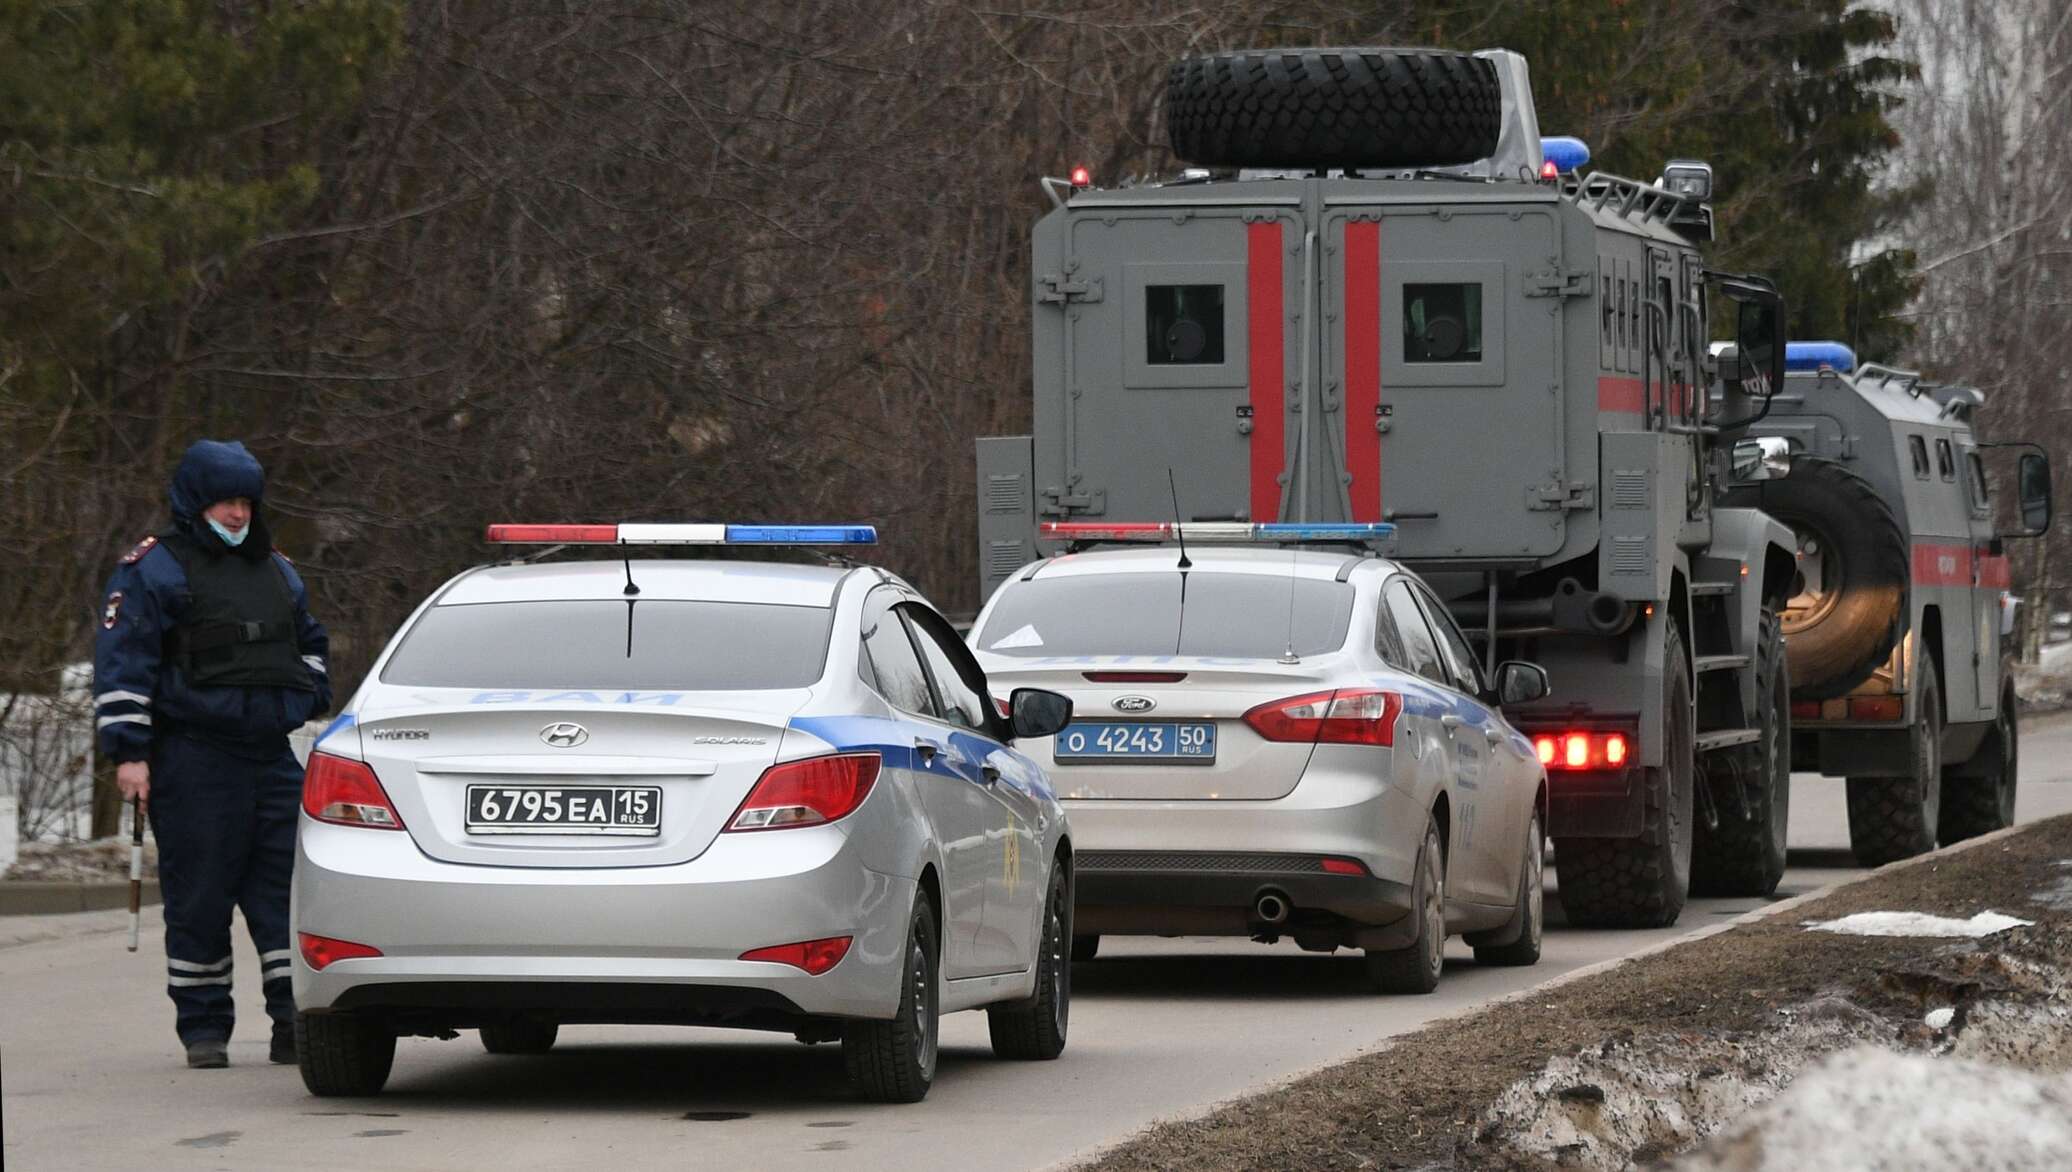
[1548,770,1645,838]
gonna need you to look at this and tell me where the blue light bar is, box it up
[1784,341,1856,374]
[722,525,877,545]
[1256,523,1398,540]
[1540,136,1591,175]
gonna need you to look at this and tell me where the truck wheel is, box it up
[1846,663,1942,865]
[1166,48,1501,170]
[297,1011,396,1097]
[843,898,939,1103]
[1940,680,2018,843]
[1725,458,1907,698]
[987,864,1071,1060]
[1472,811,1544,967]
[1555,619,1694,928]
[1364,819,1446,993]
[1692,612,1791,896]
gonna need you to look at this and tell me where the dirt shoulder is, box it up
[1075,815,2072,1172]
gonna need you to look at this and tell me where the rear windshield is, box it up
[976,573,1354,659]
[381,600,834,690]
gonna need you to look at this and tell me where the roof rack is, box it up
[1560,171,1713,240]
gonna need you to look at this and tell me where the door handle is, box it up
[914,738,941,763]
[1440,714,1466,730]
[981,765,1001,785]
[1484,727,1504,745]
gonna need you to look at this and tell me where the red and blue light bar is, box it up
[485,523,877,545]
[1039,521,1394,544]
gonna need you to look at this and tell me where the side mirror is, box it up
[1731,436,1792,482]
[1735,299,1782,397]
[2019,451,2053,536]
[1009,688,1074,740]
[1495,661,1550,706]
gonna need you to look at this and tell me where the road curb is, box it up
[0,879,162,916]
[1048,818,2040,1171]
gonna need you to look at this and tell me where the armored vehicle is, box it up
[976,47,1804,928]
[1724,344,2053,865]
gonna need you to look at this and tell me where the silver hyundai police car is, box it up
[292,523,1074,1103]
[971,523,1551,993]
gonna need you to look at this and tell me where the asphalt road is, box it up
[6,716,2071,1172]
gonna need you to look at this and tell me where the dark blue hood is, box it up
[168,440,266,521]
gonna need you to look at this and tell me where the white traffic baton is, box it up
[127,796,144,952]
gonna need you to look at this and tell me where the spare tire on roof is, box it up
[1166,48,1502,170]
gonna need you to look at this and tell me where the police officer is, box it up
[93,440,331,1068]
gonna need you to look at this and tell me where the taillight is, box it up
[298,931,383,970]
[1243,689,1402,746]
[1533,732,1631,771]
[739,936,852,974]
[302,752,406,829]
[726,752,881,831]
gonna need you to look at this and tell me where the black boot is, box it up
[270,1021,297,1064]
[186,1037,229,1068]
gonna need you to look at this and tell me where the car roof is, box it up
[436,559,856,607]
[1019,545,1396,583]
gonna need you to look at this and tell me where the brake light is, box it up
[1532,732,1631,771]
[297,931,383,970]
[740,936,853,974]
[1243,689,1401,746]
[1084,671,1188,683]
[1319,856,1368,876]
[726,753,881,831]
[302,753,406,829]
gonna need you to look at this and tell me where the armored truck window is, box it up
[1145,284,1226,365]
[1909,435,1930,479]
[1968,452,1991,509]
[1403,284,1483,363]
[1936,438,1956,481]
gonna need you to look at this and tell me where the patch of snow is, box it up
[1803,910,2034,938]
[1670,1047,2072,1171]
[1925,1007,1956,1029]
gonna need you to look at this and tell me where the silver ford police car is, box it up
[972,523,1551,993]
[292,524,1074,1103]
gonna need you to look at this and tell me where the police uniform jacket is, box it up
[93,441,332,762]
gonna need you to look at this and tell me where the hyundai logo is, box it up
[1111,695,1157,713]
[540,721,590,748]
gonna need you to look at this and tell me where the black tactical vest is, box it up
[159,530,315,691]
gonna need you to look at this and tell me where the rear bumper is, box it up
[1076,851,1412,929]
[291,814,913,1022]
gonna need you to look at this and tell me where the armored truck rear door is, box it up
[1322,202,1567,558]
[1041,205,1303,525]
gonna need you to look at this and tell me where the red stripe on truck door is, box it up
[1248,221,1285,523]
[1344,220,1382,520]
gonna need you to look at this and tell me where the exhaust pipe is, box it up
[1253,890,1291,926]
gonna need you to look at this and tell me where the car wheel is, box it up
[843,897,940,1103]
[297,1011,397,1097]
[989,863,1071,1060]
[479,1018,558,1054]
[1474,811,1544,968]
[1070,934,1100,962]
[1364,819,1445,994]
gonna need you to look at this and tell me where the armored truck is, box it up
[976,47,1805,928]
[1723,344,2053,865]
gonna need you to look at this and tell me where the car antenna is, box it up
[1167,469,1192,570]
[621,552,640,596]
[1279,546,1301,664]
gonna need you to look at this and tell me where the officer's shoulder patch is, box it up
[119,535,159,565]
[102,591,125,629]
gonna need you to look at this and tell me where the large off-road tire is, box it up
[297,1012,397,1097]
[1847,663,1942,866]
[1473,811,1544,968]
[1691,612,1791,897]
[988,864,1071,1060]
[1941,679,2018,844]
[843,899,940,1103]
[1166,48,1501,170]
[1726,458,1907,698]
[1555,621,1695,928]
[1364,819,1446,994]
[479,1018,558,1055]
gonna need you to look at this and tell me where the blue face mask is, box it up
[206,517,249,548]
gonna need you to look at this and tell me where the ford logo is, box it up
[1112,695,1157,713]
[540,721,589,748]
